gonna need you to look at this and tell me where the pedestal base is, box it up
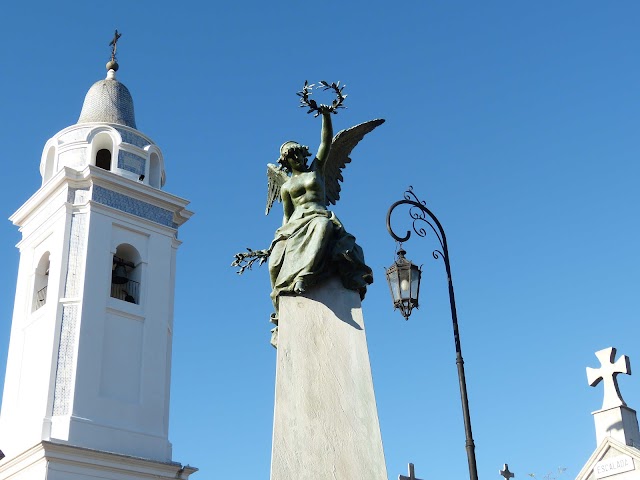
[593,405,640,447]
[270,278,387,480]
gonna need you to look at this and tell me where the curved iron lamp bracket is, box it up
[386,186,449,264]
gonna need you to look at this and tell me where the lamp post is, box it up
[385,186,479,480]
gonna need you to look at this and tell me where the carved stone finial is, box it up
[587,347,631,410]
[500,464,515,479]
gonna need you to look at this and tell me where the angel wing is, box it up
[312,118,385,206]
[265,163,289,215]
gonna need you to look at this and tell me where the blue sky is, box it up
[1,1,640,478]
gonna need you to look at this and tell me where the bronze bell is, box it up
[112,264,128,284]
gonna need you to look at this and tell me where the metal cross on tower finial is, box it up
[500,464,515,479]
[109,29,122,62]
[587,347,631,410]
[399,463,423,480]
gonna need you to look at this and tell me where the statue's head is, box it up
[279,141,311,172]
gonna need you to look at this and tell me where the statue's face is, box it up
[287,149,308,171]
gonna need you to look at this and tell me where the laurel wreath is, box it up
[297,80,347,116]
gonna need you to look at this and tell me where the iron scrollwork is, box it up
[386,186,447,263]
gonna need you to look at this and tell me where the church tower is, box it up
[0,39,196,479]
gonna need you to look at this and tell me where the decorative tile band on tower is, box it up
[67,187,90,204]
[58,127,91,144]
[115,128,151,148]
[52,211,88,416]
[52,305,79,416]
[93,186,175,227]
[63,212,87,297]
[118,150,146,175]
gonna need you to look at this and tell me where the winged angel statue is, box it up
[233,81,384,322]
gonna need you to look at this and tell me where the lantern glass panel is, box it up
[387,267,401,303]
[399,265,411,300]
[411,266,421,302]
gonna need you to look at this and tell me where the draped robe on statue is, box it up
[268,203,373,312]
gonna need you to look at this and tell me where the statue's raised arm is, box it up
[313,110,333,169]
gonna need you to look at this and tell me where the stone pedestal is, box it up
[270,278,387,480]
[593,405,640,447]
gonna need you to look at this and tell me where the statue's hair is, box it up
[278,141,311,172]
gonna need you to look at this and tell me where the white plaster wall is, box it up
[1,166,190,467]
[0,195,71,459]
[52,204,177,461]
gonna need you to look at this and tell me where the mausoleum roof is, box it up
[77,68,137,128]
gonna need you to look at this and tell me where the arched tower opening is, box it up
[90,131,115,172]
[149,152,161,188]
[32,252,50,312]
[111,244,142,304]
[42,146,56,184]
[96,149,112,170]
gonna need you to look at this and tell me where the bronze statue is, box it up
[234,81,384,324]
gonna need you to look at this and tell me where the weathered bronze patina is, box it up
[233,81,384,324]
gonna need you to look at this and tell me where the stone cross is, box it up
[586,347,631,410]
[500,464,514,479]
[399,463,423,480]
[109,29,122,61]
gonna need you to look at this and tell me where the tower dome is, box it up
[39,56,167,189]
[77,68,137,128]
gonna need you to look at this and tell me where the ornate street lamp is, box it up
[385,249,421,320]
[386,186,479,480]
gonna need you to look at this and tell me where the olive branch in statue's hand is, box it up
[297,80,347,117]
[232,247,271,275]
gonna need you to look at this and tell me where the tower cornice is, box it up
[11,166,193,229]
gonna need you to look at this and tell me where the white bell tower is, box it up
[0,46,196,480]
